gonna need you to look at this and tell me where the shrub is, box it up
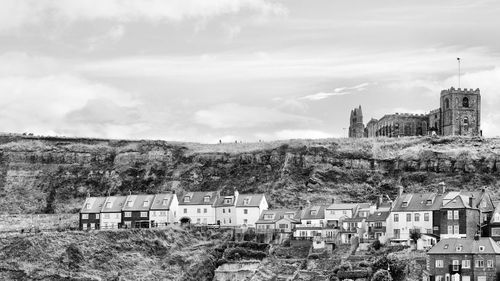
[307,253,320,260]
[340,261,353,271]
[371,269,393,281]
[371,239,382,251]
[359,260,371,268]
[223,247,267,261]
[283,238,291,247]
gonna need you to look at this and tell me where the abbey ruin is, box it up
[348,87,482,138]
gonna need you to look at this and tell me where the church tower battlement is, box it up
[348,105,365,138]
[440,87,481,136]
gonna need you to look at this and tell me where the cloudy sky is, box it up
[1,0,500,142]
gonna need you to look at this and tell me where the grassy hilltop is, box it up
[0,134,500,215]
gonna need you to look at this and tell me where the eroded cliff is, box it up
[1,134,499,214]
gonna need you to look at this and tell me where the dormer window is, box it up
[444,244,449,249]
[105,202,111,208]
[479,246,485,252]
[264,214,274,220]
[456,246,463,252]
[243,198,250,205]
[126,200,133,207]
[285,213,294,219]
[402,202,408,207]
[143,200,149,207]
[426,199,432,205]
[184,196,191,203]
[224,197,232,204]
[162,199,169,206]
[203,196,210,203]
[310,210,317,216]
[85,203,91,209]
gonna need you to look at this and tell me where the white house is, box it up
[235,193,268,226]
[149,193,179,228]
[214,191,238,227]
[255,209,301,233]
[294,205,327,238]
[325,203,358,228]
[100,196,127,229]
[178,191,219,225]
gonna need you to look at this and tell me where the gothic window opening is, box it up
[463,117,469,125]
[463,97,469,108]
[445,98,450,109]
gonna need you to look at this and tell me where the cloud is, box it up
[0,0,286,32]
[87,25,126,51]
[300,83,369,101]
[193,103,316,129]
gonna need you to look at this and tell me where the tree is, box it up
[371,269,393,281]
[409,228,421,245]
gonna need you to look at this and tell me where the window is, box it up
[90,223,95,229]
[224,198,232,204]
[487,260,494,268]
[183,196,190,202]
[426,199,433,205]
[143,201,149,207]
[436,276,443,281]
[406,214,412,222]
[444,244,449,249]
[452,260,459,271]
[306,221,311,225]
[204,208,207,213]
[453,210,459,220]
[454,225,459,234]
[82,214,89,219]
[243,219,248,224]
[342,210,347,214]
[402,202,408,207]
[479,246,485,252]
[244,209,248,214]
[243,198,250,205]
[124,212,131,217]
[447,211,453,220]
[463,97,469,108]
[436,260,444,268]
[197,208,201,213]
[491,227,500,236]
[264,214,274,220]
[162,199,168,206]
[415,213,420,222]
[105,202,111,208]
[310,210,317,216]
[424,213,429,221]
[95,214,100,219]
[448,225,453,234]
[223,208,226,213]
[140,212,147,217]
[475,260,484,268]
[445,98,450,109]
[463,117,469,125]
[183,208,187,214]
[160,211,166,216]
[127,200,133,207]
[228,208,231,213]
[394,214,399,222]
[456,246,463,252]
[85,203,91,209]
[197,218,201,223]
[203,196,210,203]
[229,218,231,223]
[462,259,470,268]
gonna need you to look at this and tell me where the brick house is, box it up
[122,194,155,229]
[424,237,500,281]
[80,196,106,230]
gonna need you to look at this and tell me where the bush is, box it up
[283,238,291,247]
[359,260,371,268]
[223,247,267,261]
[371,239,382,251]
[371,269,393,281]
[340,261,353,271]
[307,253,320,260]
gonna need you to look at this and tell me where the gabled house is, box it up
[149,193,178,228]
[80,196,106,230]
[366,210,390,242]
[235,194,268,226]
[338,203,371,244]
[122,194,155,229]
[294,205,327,239]
[214,191,238,227]
[325,203,358,228]
[489,202,500,242]
[100,196,127,229]
[255,209,301,233]
[387,188,444,247]
[179,191,219,225]
[423,237,500,281]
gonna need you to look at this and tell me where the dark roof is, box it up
[80,197,107,213]
[343,216,365,223]
[255,209,300,224]
[235,194,266,208]
[441,191,494,211]
[150,193,176,210]
[428,238,500,255]
[122,194,155,211]
[392,193,443,212]
[179,191,218,205]
[214,195,236,207]
[366,211,390,222]
[101,196,127,213]
[300,205,326,220]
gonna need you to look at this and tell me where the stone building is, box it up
[348,105,364,138]
[350,87,481,138]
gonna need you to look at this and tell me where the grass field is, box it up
[0,213,78,232]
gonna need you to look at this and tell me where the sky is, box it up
[1,0,500,143]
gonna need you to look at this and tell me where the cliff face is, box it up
[1,135,499,214]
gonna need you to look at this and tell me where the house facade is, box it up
[122,194,155,229]
[294,205,327,238]
[424,237,500,281]
[366,210,390,242]
[325,203,358,228]
[100,196,127,229]
[490,203,500,242]
[179,191,219,225]
[255,209,300,233]
[214,191,238,227]
[235,194,268,227]
[80,197,106,230]
[149,193,178,228]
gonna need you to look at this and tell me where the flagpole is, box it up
[457,57,461,88]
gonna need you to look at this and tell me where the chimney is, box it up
[438,182,446,195]
[234,190,239,199]
[398,186,404,196]
[474,233,480,241]
[331,198,335,204]
[469,196,474,208]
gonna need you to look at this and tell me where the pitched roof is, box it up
[150,193,176,210]
[428,238,500,255]
[236,194,266,207]
[300,205,326,220]
[101,196,127,213]
[490,202,500,225]
[122,194,155,211]
[80,197,107,213]
[214,195,237,207]
[392,193,443,212]
[255,209,300,224]
[326,203,358,211]
[179,191,218,205]
[366,211,390,222]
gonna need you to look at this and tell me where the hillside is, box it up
[1,134,500,214]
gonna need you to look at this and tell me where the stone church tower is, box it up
[440,87,481,136]
[349,105,365,138]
